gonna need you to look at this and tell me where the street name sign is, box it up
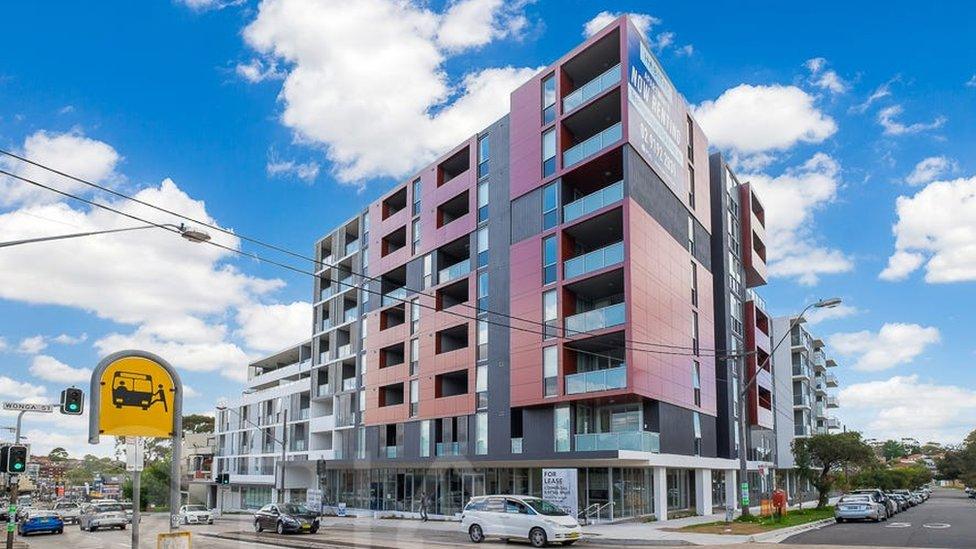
[1,403,52,413]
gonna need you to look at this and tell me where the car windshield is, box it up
[54,503,77,509]
[841,496,870,502]
[280,503,311,515]
[185,505,206,512]
[524,499,568,516]
[95,504,123,513]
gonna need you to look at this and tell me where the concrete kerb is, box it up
[748,517,836,543]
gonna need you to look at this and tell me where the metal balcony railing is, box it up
[562,64,621,113]
[563,181,623,223]
[564,241,624,280]
[563,122,623,168]
[565,366,626,395]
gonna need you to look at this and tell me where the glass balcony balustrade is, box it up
[564,241,624,280]
[563,181,624,223]
[563,122,622,168]
[438,260,471,285]
[565,365,626,395]
[511,438,523,454]
[381,287,408,307]
[562,64,621,113]
[564,302,625,336]
[341,377,357,392]
[574,431,659,453]
[435,442,461,456]
[381,446,399,458]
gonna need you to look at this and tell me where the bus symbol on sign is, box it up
[112,371,168,412]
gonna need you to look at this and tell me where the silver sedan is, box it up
[835,494,887,523]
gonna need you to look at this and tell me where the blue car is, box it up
[18,510,64,536]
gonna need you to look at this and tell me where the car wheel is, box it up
[468,524,484,543]
[310,525,319,534]
[120,524,126,530]
[835,517,844,523]
[254,520,263,533]
[276,521,285,535]
[57,528,63,534]
[529,527,548,548]
[562,542,577,546]
[90,525,97,532]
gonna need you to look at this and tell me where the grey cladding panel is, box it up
[511,188,542,243]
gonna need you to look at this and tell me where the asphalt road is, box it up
[784,487,976,548]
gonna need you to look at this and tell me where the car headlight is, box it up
[282,516,298,525]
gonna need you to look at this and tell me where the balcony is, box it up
[381,446,399,458]
[825,373,838,387]
[793,394,811,408]
[511,438,523,454]
[563,122,622,168]
[438,259,471,286]
[827,417,841,429]
[562,63,621,113]
[564,241,623,280]
[563,180,623,223]
[436,442,461,456]
[344,239,360,256]
[794,425,811,437]
[341,377,357,392]
[565,302,625,336]
[565,366,626,395]
[792,364,811,380]
[381,287,408,307]
[574,431,660,453]
[826,396,839,408]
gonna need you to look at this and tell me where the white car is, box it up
[461,495,581,547]
[52,502,81,524]
[178,504,214,525]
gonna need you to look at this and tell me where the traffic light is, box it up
[1,444,28,474]
[60,387,84,415]
[219,472,230,484]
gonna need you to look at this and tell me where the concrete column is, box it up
[695,469,713,516]
[725,469,738,511]
[653,467,668,522]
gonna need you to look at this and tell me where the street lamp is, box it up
[215,404,288,504]
[0,222,211,248]
[736,297,841,516]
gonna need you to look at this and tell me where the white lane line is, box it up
[923,522,951,529]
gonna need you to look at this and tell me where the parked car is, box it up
[52,501,81,524]
[461,495,582,547]
[178,504,214,525]
[888,493,909,512]
[253,503,319,535]
[17,510,63,536]
[890,489,917,506]
[78,502,127,532]
[849,489,896,517]
[835,494,887,523]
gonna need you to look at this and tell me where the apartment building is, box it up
[215,15,777,521]
[771,315,842,497]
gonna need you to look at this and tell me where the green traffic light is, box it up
[68,403,78,411]
[13,463,22,471]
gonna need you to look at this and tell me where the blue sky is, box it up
[0,0,974,456]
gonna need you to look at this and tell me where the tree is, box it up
[183,414,215,434]
[793,432,876,507]
[48,447,69,462]
[123,457,171,510]
[881,440,906,462]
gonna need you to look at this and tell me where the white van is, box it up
[460,495,581,547]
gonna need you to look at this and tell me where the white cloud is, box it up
[94,328,253,382]
[878,105,946,136]
[0,129,122,207]
[0,376,47,400]
[881,176,976,282]
[17,335,46,354]
[744,153,853,285]
[676,44,694,57]
[583,11,658,38]
[966,75,976,88]
[234,301,311,353]
[183,385,201,398]
[241,0,537,183]
[804,57,847,94]
[693,84,837,155]
[803,303,859,325]
[905,155,957,186]
[235,58,285,83]
[52,333,88,345]
[850,75,899,114]
[0,338,7,352]
[177,0,243,11]
[29,355,92,383]
[830,323,940,372]
[266,158,320,183]
[840,375,976,444]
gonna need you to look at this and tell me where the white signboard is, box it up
[125,436,144,472]
[306,488,323,513]
[2,402,52,413]
[542,468,578,519]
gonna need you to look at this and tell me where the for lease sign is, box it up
[542,468,579,519]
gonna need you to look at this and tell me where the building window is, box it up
[475,412,488,455]
[542,74,556,125]
[477,271,489,312]
[543,346,558,397]
[691,311,700,356]
[423,254,433,289]
[477,226,489,267]
[477,319,488,361]
[411,218,421,255]
[542,129,556,178]
[410,338,419,375]
[476,364,488,410]
[409,379,419,417]
[730,292,743,336]
[691,261,698,307]
[687,216,695,253]
[410,298,420,334]
[477,180,489,222]
[687,115,694,161]
[542,235,557,284]
[688,164,696,209]
[478,134,490,179]
[543,290,557,338]
[554,404,570,452]
[693,412,702,456]
[542,182,559,230]
[357,427,366,459]
[420,419,431,457]
[692,361,701,407]
[412,178,422,216]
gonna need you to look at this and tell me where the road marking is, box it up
[886,522,911,528]
[923,523,951,529]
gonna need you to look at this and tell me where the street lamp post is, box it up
[0,223,211,248]
[736,297,841,516]
[215,404,289,505]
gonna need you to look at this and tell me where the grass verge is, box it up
[668,506,835,535]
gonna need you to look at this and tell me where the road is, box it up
[784,487,976,548]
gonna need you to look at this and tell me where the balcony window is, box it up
[693,412,702,456]
[435,369,468,398]
[477,271,489,312]
[437,146,469,187]
[542,181,559,230]
[411,218,421,254]
[477,134,490,179]
[687,216,695,253]
[476,364,488,410]
[477,226,489,268]
[691,261,698,307]
[420,419,431,457]
[554,405,570,452]
[688,164,696,209]
[692,361,701,407]
[411,178,422,216]
[423,254,433,289]
[475,412,488,455]
[543,290,558,339]
[542,73,556,125]
[542,129,556,177]
[409,379,419,417]
[543,346,558,397]
[382,186,407,220]
[410,298,420,334]
[477,319,488,361]
[692,311,700,356]
[409,338,419,375]
[436,190,469,228]
[477,180,489,222]
[542,235,557,284]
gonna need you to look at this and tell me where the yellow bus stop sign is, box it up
[95,354,176,438]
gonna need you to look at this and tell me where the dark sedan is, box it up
[253,503,320,535]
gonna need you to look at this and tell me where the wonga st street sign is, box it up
[2,403,52,413]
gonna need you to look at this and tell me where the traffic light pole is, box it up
[7,410,27,549]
